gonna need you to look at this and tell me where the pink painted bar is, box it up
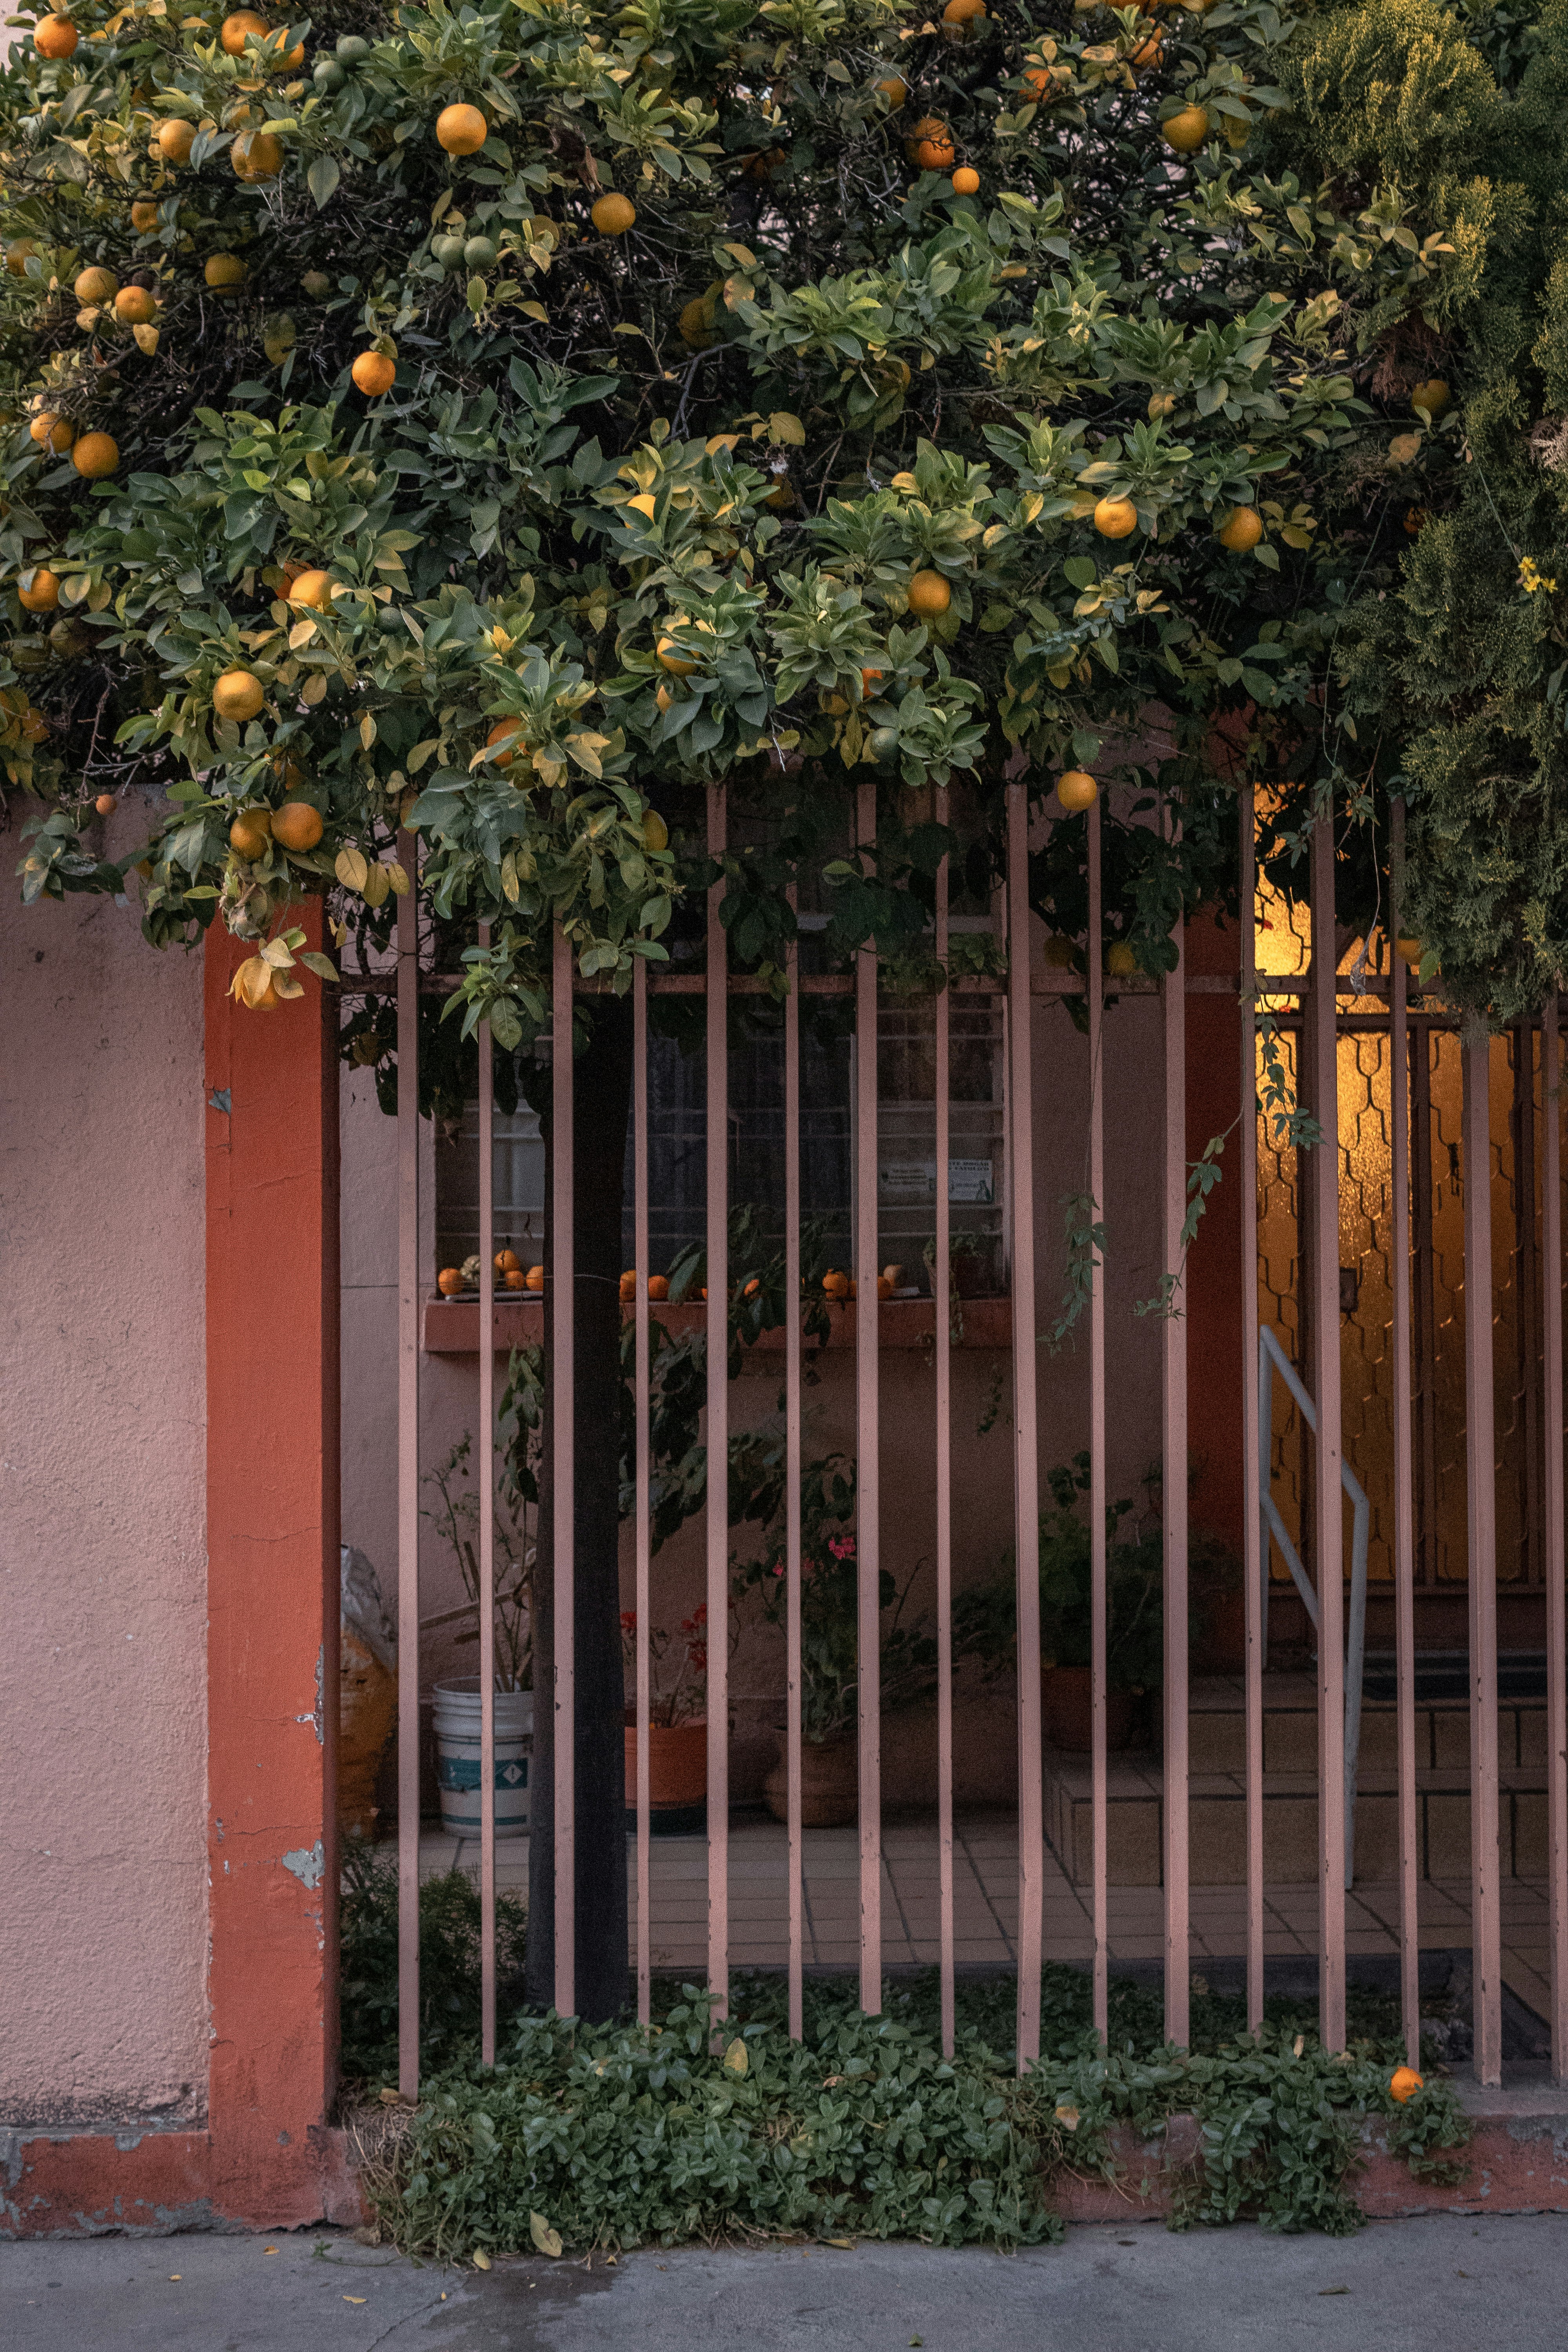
[1239,789,1264,2036]
[934,789,955,2060]
[1389,808,1420,2069]
[1087,794,1108,2042]
[1310,811,1346,2053]
[1007,780,1044,2070]
[477,927,497,2069]
[856,775,883,2017]
[1161,806,1190,2053]
[633,956,652,2027]
[785,891,804,2045]
[396,831,421,2100]
[707,786,730,2020]
[551,922,575,2019]
[1544,994,1568,2082]
[1461,1023,1502,2087]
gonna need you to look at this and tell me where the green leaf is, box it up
[307,154,339,211]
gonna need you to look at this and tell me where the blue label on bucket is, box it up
[437,1756,529,1793]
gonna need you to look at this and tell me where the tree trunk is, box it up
[525,998,633,2021]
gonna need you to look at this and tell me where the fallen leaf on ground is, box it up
[824,2238,854,2249]
[343,2295,367,2304]
[474,2251,492,2271]
[530,2212,563,2258]
[1318,2286,1350,2296]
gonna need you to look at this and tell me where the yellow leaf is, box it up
[824,2237,854,2249]
[359,712,377,750]
[133,321,160,356]
[230,954,269,1007]
[362,862,390,909]
[520,302,548,323]
[472,2249,492,2270]
[335,845,369,892]
[1054,2103,1080,2132]
[386,858,410,897]
[343,2295,366,2303]
[260,936,295,970]
[529,2212,563,2258]
[723,2036,749,2074]
[289,617,318,649]
[272,972,305,1000]
[301,671,328,705]
[768,410,806,447]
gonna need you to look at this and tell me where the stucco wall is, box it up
[0,847,209,2127]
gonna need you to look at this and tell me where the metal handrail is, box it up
[1258,1325,1369,1891]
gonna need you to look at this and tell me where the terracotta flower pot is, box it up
[1043,1664,1138,1753]
[764,1733,857,1827]
[624,1718,708,1816]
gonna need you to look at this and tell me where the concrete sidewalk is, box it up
[4,2214,1566,2350]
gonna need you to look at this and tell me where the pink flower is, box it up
[772,1564,784,1578]
[828,1535,856,1559]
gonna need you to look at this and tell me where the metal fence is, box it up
[379,788,1568,2096]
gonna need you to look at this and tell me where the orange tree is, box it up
[1,0,1410,2015]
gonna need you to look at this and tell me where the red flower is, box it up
[828,1534,855,1560]
[620,1610,637,1632]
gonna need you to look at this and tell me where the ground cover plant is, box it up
[340,1858,1472,2253]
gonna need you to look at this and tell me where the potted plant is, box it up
[733,1457,938,1827]
[621,1605,710,1832]
[424,1436,534,1838]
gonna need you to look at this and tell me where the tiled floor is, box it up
[409,1813,1556,2011]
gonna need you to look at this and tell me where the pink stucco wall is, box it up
[1,840,209,2126]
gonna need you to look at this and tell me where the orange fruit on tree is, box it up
[1395,936,1423,967]
[915,126,956,170]
[678,297,713,349]
[30,412,73,453]
[205,252,247,289]
[158,118,196,163]
[1093,494,1138,538]
[648,1273,670,1300]
[906,113,948,153]
[263,25,304,69]
[437,1267,465,1296]
[875,74,907,108]
[436,102,488,156]
[94,791,117,815]
[907,569,951,617]
[131,200,160,231]
[1056,769,1097,812]
[591,191,635,236]
[1411,377,1450,419]
[114,285,158,323]
[655,682,673,713]
[232,128,284,181]
[943,0,985,20]
[1022,65,1061,101]
[35,14,78,57]
[272,800,324,851]
[213,669,265,722]
[1130,28,1163,67]
[351,349,396,396]
[72,432,119,478]
[951,165,979,194]
[7,239,38,274]
[220,11,269,54]
[1107,941,1137,977]
[1217,505,1263,552]
[486,717,523,766]
[74,265,119,306]
[1161,105,1209,153]
[287,567,335,608]
[229,806,271,857]
[627,490,658,519]
[657,633,697,675]
[19,568,60,612]
[1389,2065,1423,2103]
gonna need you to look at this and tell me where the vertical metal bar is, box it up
[1087,793,1108,2043]
[1390,807,1421,2069]
[1240,790,1264,2037]
[1008,780,1044,2071]
[1463,1020,1503,2086]
[396,832,421,2102]
[1543,992,1568,2082]
[1162,806,1191,2052]
[1310,809,1346,2053]
[706,785,730,2021]
[785,882,804,2045]
[634,955,652,2027]
[1516,1027,1542,1586]
[477,927,496,2069]
[934,789,955,2060]
[551,923,575,2019]
[856,774,883,2018]
[1412,1038,1438,1585]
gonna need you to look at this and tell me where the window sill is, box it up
[421,1296,1013,1356]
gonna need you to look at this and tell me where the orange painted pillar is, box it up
[1184,911,1245,1556]
[204,911,343,2221]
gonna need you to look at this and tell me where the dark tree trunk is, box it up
[525,998,633,2021]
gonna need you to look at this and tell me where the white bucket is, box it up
[432,1679,533,1837]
